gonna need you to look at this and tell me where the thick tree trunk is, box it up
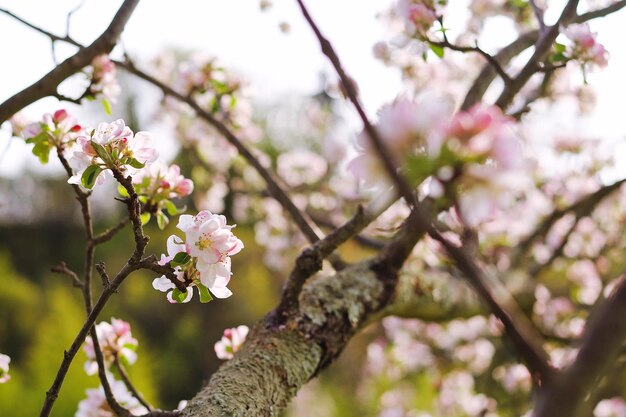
[182,260,391,416]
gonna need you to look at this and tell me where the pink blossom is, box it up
[0,353,10,383]
[67,119,158,188]
[563,23,609,68]
[21,109,82,146]
[153,212,243,303]
[75,378,148,417]
[178,211,244,265]
[133,159,194,199]
[594,397,626,417]
[439,104,521,169]
[83,318,138,375]
[396,0,437,35]
[348,94,451,188]
[214,325,249,360]
[89,54,121,102]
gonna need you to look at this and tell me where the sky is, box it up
[0,0,625,177]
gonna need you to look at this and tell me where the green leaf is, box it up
[171,288,189,303]
[405,155,437,185]
[140,212,151,225]
[127,158,145,169]
[101,98,112,115]
[138,195,149,204]
[198,284,213,303]
[118,184,130,197]
[156,211,169,230]
[26,131,47,144]
[163,200,180,216]
[81,165,103,189]
[429,44,445,58]
[171,252,191,267]
[90,140,115,166]
[554,42,566,54]
[31,141,51,164]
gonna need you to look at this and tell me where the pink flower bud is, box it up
[53,109,68,123]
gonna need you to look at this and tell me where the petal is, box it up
[152,276,176,292]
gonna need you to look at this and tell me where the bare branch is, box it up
[429,229,552,378]
[93,217,131,245]
[114,355,154,412]
[0,0,140,124]
[50,262,83,288]
[495,0,580,109]
[294,0,417,207]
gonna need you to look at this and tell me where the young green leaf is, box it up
[429,44,445,58]
[171,252,191,267]
[156,211,169,230]
[198,284,213,303]
[140,212,151,225]
[102,98,112,115]
[81,165,103,189]
[171,288,189,303]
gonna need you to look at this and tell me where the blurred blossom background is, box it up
[1,0,626,416]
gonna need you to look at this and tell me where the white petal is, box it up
[152,276,175,292]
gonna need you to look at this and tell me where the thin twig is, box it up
[93,217,131,245]
[114,355,154,412]
[294,0,418,207]
[427,36,511,84]
[50,262,83,288]
[495,0,580,109]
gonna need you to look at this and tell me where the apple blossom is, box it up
[88,54,121,103]
[178,210,244,265]
[131,159,194,229]
[395,0,438,36]
[20,109,83,163]
[347,94,451,189]
[152,211,243,303]
[214,325,249,360]
[83,318,138,375]
[75,378,148,417]
[0,353,10,383]
[67,119,158,189]
[594,397,626,417]
[563,23,609,68]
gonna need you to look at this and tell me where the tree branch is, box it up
[0,0,140,124]
[534,277,626,417]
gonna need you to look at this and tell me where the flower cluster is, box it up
[67,119,158,189]
[0,353,10,383]
[131,159,194,229]
[348,96,523,226]
[83,318,138,376]
[152,210,244,303]
[395,0,438,36]
[427,104,523,226]
[76,378,147,417]
[215,325,249,360]
[347,94,452,189]
[562,23,609,69]
[88,54,121,103]
[20,109,83,163]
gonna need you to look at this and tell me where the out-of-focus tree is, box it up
[1,1,626,417]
